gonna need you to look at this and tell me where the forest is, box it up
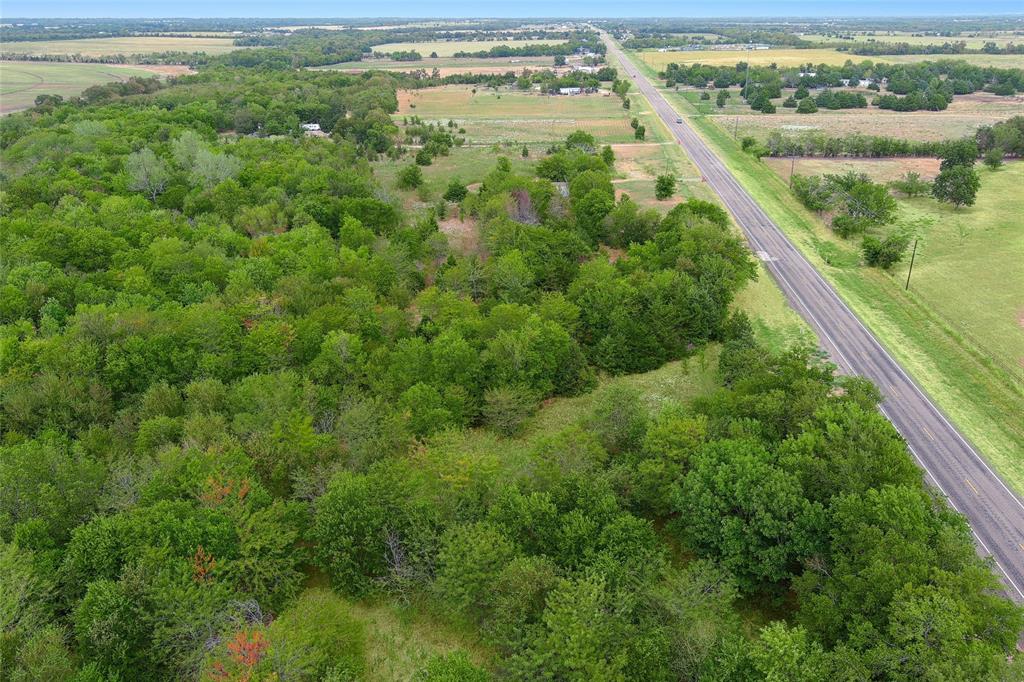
[1,29,1023,682]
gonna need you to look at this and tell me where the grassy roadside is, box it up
[604,47,813,353]
[621,51,1024,492]
[682,115,1024,494]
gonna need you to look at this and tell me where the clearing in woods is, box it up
[396,86,645,144]
[0,61,189,113]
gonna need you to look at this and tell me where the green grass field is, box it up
[372,39,566,58]
[397,86,640,144]
[0,36,242,57]
[633,47,1024,70]
[0,61,171,113]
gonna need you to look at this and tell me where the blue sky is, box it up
[3,1,1023,18]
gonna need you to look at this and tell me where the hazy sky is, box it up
[3,1,1023,19]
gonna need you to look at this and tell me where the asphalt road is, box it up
[604,35,1024,603]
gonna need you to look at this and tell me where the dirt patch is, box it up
[397,89,418,111]
[439,215,480,255]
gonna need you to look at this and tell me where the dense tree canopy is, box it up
[0,39,1020,681]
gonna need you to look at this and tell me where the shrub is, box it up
[415,149,433,166]
[655,174,676,200]
[889,171,931,197]
[397,164,424,190]
[482,384,538,437]
[434,522,519,619]
[832,214,870,238]
[983,148,1004,169]
[796,98,818,114]
[862,232,911,269]
[444,178,468,202]
[415,651,490,681]
[264,589,366,680]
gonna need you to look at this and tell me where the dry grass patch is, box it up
[439,215,480,256]
[764,157,942,184]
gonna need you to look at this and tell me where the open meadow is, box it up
[0,35,242,58]
[0,61,189,113]
[396,86,642,144]
[371,39,567,57]
[634,47,1024,69]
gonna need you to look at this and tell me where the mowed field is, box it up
[0,61,188,113]
[372,39,566,58]
[0,36,242,58]
[761,156,1024,444]
[634,47,1024,69]
[885,163,1024,384]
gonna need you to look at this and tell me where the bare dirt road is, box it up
[603,34,1024,603]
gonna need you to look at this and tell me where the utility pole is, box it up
[789,155,796,187]
[904,238,919,291]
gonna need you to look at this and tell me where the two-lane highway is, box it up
[603,35,1024,602]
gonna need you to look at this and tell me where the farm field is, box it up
[371,39,566,57]
[0,61,188,113]
[633,47,1024,69]
[800,31,1024,49]
[0,36,242,57]
[663,88,1022,142]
